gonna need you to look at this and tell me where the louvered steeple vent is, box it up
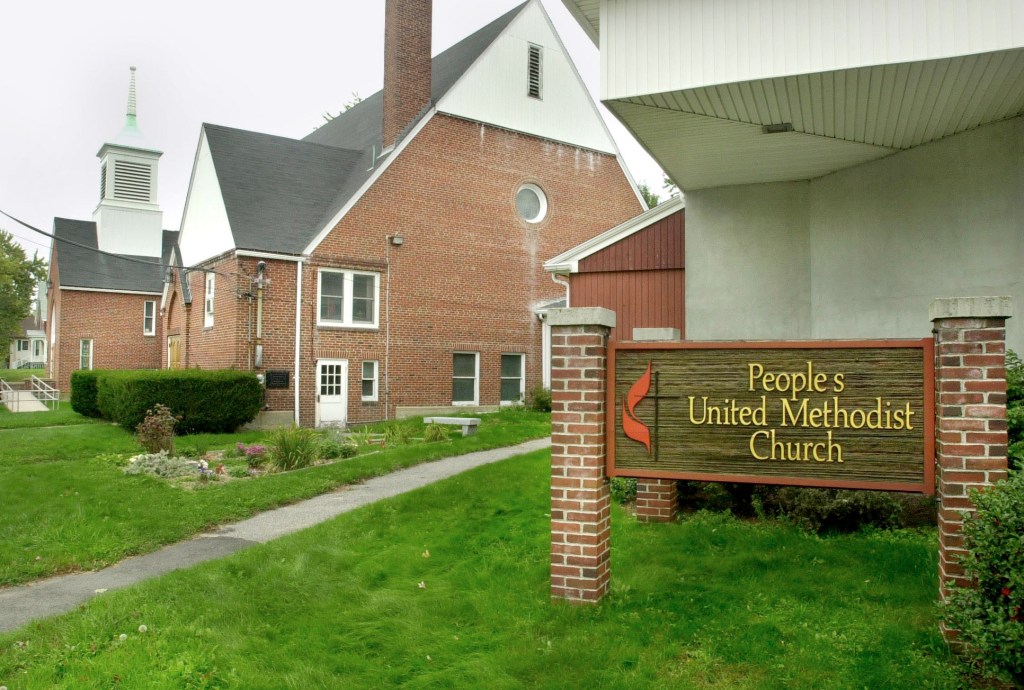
[93,66,164,258]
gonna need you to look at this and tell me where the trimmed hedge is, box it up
[96,370,263,434]
[69,370,104,418]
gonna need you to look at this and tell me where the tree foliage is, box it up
[637,183,660,209]
[0,229,47,355]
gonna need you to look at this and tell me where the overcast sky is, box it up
[0,0,663,259]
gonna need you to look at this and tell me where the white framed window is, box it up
[361,360,379,402]
[500,353,525,404]
[79,339,93,370]
[33,340,43,357]
[204,273,215,328]
[317,269,379,328]
[143,300,156,336]
[452,352,479,405]
[16,339,29,352]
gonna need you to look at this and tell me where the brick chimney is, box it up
[383,0,433,149]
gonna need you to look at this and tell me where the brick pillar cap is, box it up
[930,296,1013,322]
[547,307,616,328]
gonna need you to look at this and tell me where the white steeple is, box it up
[93,66,164,258]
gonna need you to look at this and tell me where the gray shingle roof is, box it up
[203,125,364,255]
[53,218,176,294]
[206,2,526,255]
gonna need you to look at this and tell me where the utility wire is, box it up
[0,208,237,279]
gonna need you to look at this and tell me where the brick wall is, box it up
[50,286,163,393]
[295,114,641,426]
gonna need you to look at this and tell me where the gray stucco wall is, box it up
[686,115,1024,350]
[685,181,810,340]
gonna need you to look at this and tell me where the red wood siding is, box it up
[578,208,684,273]
[571,268,685,341]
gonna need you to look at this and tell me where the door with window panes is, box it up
[316,359,348,426]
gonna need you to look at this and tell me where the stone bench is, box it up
[422,416,481,436]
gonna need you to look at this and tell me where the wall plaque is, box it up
[609,340,934,494]
[265,370,290,389]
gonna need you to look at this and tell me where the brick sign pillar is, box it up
[930,296,1012,640]
[548,307,615,603]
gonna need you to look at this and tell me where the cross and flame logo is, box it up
[622,361,652,454]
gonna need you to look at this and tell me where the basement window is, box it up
[527,44,542,99]
[452,352,479,405]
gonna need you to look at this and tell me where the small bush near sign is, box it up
[944,471,1024,683]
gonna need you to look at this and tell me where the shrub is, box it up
[1007,350,1023,472]
[69,370,104,417]
[944,471,1024,683]
[754,487,903,533]
[237,442,268,468]
[268,426,320,471]
[423,423,450,443]
[97,369,262,433]
[318,436,357,459]
[528,385,552,412]
[136,404,179,454]
[123,451,197,479]
[610,477,637,504]
[382,420,415,446]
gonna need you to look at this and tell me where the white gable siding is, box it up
[599,0,1024,101]
[178,131,235,267]
[438,1,616,154]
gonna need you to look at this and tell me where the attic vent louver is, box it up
[527,44,542,99]
[100,162,107,201]
[112,160,152,202]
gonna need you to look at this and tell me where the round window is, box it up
[515,183,547,223]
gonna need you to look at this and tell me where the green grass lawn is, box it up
[0,367,44,383]
[0,451,967,689]
[0,407,550,586]
[0,401,105,429]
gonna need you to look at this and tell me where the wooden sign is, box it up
[609,340,934,494]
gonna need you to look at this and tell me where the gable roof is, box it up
[53,218,176,294]
[544,194,684,274]
[200,2,527,256]
[203,125,365,255]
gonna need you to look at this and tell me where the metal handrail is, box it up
[0,379,17,411]
[29,375,60,411]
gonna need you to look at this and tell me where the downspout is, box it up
[294,259,303,425]
[384,238,392,421]
[551,272,570,306]
[254,262,266,368]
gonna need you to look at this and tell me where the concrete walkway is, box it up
[0,389,48,413]
[0,437,550,633]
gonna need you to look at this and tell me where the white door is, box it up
[316,359,348,427]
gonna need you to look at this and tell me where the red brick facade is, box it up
[167,114,641,426]
[47,256,163,393]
